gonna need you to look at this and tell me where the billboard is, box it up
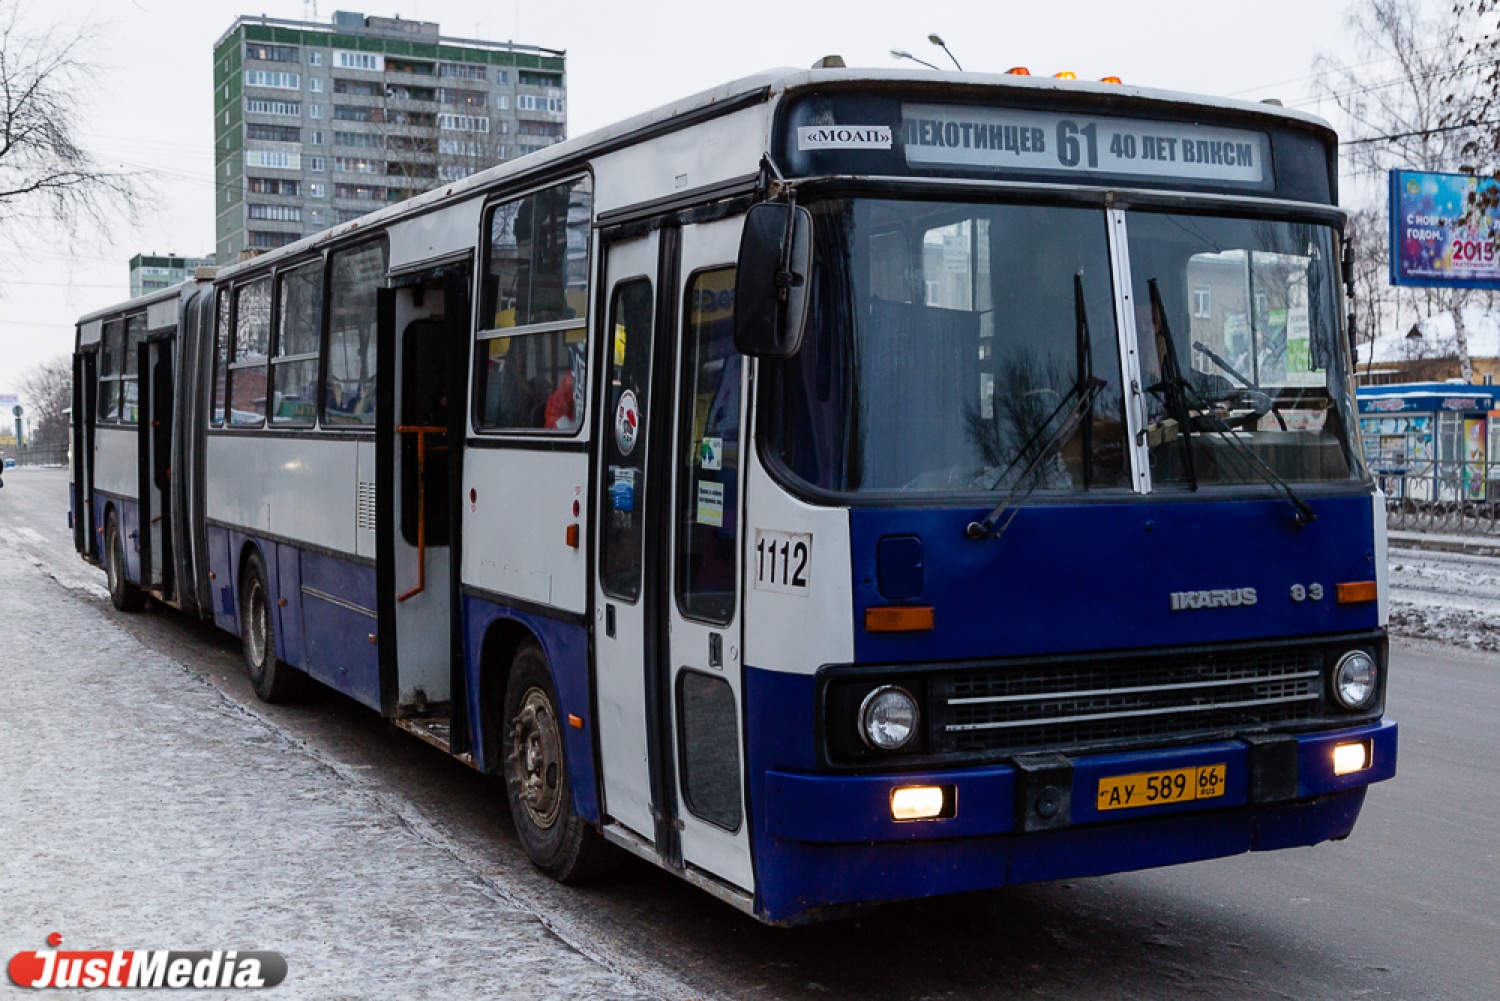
[1389,169,1500,289]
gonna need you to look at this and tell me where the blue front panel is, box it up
[745,653,1396,923]
[850,494,1379,664]
[462,597,599,827]
[300,549,381,710]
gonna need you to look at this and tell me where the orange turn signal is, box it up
[865,606,935,632]
[567,714,584,730]
[565,523,579,548]
[1336,581,1378,604]
[1100,75,1123,84]
[1006,66,1031,76]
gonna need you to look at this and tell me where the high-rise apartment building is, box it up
[213,11,566,261]
[129,253,217,297]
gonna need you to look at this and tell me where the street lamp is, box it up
[928,34,962,71]
[890,48,939,70]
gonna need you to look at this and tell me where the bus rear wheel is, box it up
[104,511,144,612]
[239,551,298,703]
[502,643,610,882]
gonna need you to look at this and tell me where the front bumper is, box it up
[755,719,1395,922]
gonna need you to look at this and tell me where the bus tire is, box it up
[503,643,611,883]
[104,510,144,613]
[239,551,298,703]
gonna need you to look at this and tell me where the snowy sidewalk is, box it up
[0,544,649,999]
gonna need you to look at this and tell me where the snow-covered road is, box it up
[1389,545,1500,652]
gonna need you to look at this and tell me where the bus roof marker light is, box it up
[1054,71,1078,80]
[1006,66,1031,76]
[1100,76,1123,84]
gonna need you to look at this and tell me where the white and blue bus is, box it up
[74,66,1396,924]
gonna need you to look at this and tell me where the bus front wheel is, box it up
[104,511,144,612]
[502,643,611,882]
[239,551,298,703]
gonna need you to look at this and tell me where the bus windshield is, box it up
[1125,212,1359,487]
[767,199,1360,496]
[771,198,1130,494]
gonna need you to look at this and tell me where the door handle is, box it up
[709,631,722,668]
[605,603,616,638]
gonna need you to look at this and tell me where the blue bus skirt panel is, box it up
[461,596,600,828]
[849,495,1381,664]
[92,491,142,586]
[744,666,1396,925]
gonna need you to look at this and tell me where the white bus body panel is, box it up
[93,426,137,498]
[78,319,102,347]
[387,199,482,273]
[741,443,856,678]
[461,449,590,614]
[204,435,361,555]
[589,105,769,214]
[146,298,177,331]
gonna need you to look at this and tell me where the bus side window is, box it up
[211,289,230,427]
[599,278,654,601]
[228,279,271,427]
[98,319,122,423]
[474,175,591,432]
[120,314,146,425]
[676,268,740,625]
[271,261,324,426]
[323,240,387,427]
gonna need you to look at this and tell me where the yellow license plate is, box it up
[1096,764,1227,812]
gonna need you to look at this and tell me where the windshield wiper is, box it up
[1146,280,1315,527]
[1146,279,1199,492]
[965,376,1106,539]
[1176,378,1317,526]
[1191,339,1288,431]
[966,271,1106,540]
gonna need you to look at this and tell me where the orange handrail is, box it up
[396,425,447,603]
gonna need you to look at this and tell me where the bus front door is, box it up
[594,221,753,895]
[663,218,752,892]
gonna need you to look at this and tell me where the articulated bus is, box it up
[73,67,1396,924]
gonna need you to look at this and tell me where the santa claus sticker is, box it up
[614,389,640,456]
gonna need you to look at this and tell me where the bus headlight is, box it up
[1332,650,1377,710]
[859,685,919,751]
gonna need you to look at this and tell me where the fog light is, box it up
[1333,650,1378,709]
[859,685,919,751]
[1333,741,1371,775]
[891,785,945,820]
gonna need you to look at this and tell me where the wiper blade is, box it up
[1192,340,1289,432]
[1145,279,1199,492]
[1176,379,1318,527]
[1074,271,1095,490]
[966,375,1107,540]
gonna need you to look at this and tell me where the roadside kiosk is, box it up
[1357,383,1500,501]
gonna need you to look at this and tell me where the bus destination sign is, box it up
[900,103,1271,187]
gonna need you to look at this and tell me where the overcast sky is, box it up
[0,0,1377,399]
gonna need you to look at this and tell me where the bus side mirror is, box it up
[734,202,813,358]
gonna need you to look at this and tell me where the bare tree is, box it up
[1316,0,1481,381]
[0,2,138,241]
[19,353,70,447]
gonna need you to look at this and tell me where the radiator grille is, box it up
[931,648,1325,754]
[356,481,377,531]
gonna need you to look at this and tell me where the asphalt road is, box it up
[2,466,1497,1000]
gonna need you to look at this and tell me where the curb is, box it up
[1388,530,1500,558]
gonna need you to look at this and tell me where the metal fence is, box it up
[1375,459,1500,535]
[3,444,67,469]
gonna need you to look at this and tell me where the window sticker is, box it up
[611,467,637,512]
[697,482,724,527]
[614,388,640,456]
[699,436,722,471]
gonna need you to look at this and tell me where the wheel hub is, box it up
[509,688,563,830]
